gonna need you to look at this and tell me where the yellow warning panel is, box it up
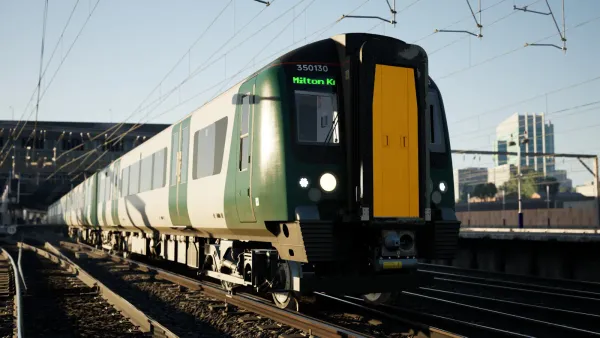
[372,64,420,218]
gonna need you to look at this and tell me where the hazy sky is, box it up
[1,0,599,186]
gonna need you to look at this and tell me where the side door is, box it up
[169,117,192,225]
[235,79,257,223]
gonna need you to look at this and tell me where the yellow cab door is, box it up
[372,64,420,218]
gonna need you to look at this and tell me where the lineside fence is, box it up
[451,151,599,228]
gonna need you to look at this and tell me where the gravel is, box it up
[17,248,146,337]
[61,249,307,338]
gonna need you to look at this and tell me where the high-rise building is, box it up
[494,113,555,175]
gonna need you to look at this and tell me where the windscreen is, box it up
[295,90,339,145]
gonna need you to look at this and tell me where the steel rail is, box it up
[18,242,178,338]
[63,241,374,338]
[1,248,23,338]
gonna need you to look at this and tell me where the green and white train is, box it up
[48,33,460,309]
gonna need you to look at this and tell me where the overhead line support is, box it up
[338,0,398,26]
[435,0,482,38]
[517,0,567,53]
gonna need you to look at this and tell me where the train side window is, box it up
[122,167,129,197]
[152,148,166,189]
[129,161,140,194]
[140,154,154,192]
[428,89,446,153]
[193,117,228,179]
[239,95,250,171]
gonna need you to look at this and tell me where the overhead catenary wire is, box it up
[59,0,461,178]
[428,1,536,55]
[59,0,320,180]
[0,0,101,165]
[8,0,81,141]
[436,13,600,82]
[413,0,511,43]
[73,0,398,182]
[450,73,600,125]
[43,0,273,176]
[452,99,600,143]
[32,0,50,164]
[43,0,286,181]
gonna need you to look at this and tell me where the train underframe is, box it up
[70,220,458,309]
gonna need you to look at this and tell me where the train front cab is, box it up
[267,34,460,301]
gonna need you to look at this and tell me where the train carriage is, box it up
[49,33,461,309]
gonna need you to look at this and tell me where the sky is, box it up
[1,0,599,187]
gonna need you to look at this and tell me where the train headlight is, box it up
[319,173,337,192]
[439,181,447,193]
[299,177,309,188]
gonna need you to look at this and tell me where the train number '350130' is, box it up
[296,64,329,72]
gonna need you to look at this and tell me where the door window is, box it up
[239,95,250,171]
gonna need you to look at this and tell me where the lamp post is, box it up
[509,132,529,228]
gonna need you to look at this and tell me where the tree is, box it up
[472,183,485,201]
[484,182,498,201]
[469,183,498,201]
[501,169,537,199]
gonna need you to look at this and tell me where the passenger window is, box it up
[193,117,228,179]
[152,148,166,189]
[140,155,154,192]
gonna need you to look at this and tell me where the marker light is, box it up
[439,181,447,193]
[319,173,337,192]
[299,177,309,188]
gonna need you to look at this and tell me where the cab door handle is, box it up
[383,135,389,147]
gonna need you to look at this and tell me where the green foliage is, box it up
[471,182,498,201]
[500,170,537,199]
[500,169,561,200]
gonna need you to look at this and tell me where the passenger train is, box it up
[48,33,460,309]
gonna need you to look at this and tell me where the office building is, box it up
[494,113,555,175]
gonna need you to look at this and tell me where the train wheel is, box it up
[362,292,394,304]
[272,291,299,311]
[271,261,300,311]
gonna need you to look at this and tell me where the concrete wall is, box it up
[457,207,599,227]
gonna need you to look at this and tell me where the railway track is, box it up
[58,240,462,338]
[0,248,18,337]
[385,262,600,337]
[12,242,176,337]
